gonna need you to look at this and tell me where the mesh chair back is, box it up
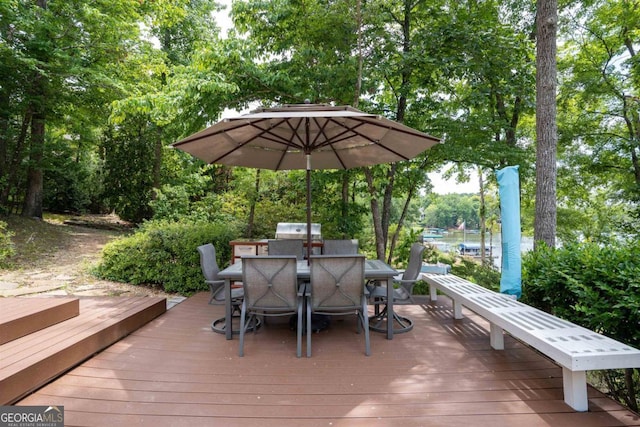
[402,243,425,281]
[268,239,305,260]
[198,243,227,305]
[198,243,220,282]
[242,256,299,311]
[309,255,365,311]
[322,239,359,255]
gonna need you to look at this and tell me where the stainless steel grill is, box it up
[275,222,322,255]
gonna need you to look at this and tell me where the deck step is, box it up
[0,297,80,345]
[0,296,166,404]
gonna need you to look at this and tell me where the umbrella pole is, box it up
[306,155,312,262]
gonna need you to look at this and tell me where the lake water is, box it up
[423,231,534,270]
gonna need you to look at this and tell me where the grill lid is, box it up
[275,222,321,240]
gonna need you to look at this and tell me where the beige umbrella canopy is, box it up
[172,103,440,259]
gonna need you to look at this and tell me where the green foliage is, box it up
[421,193,484,230]
[43,138,104,214]
[412,250,500,295]
[95,219,241,294]
[0,220,15,266]
[521,242,640,348]
[100,117,157,223]
[149,170,227,223]
[0,0,144,215]
[521,241,640,410]
[450,257,501,292]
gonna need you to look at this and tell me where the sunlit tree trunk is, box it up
[534,0,558,248]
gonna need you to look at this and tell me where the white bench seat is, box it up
[422,272,640,412]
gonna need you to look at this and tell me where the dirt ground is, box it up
[0,215,179,299]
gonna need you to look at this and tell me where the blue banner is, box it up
[496,166,522,298]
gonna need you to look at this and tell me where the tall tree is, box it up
[534,0,558,248]
[1,0,143,217]
[555,0,640,241]
[21,0,48,218]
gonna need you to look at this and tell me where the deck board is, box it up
[16,292,640,426]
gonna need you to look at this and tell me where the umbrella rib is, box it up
[172,120,253,147]
[311,118,414,163]
[207,118,305,165]
[331,118,427,161]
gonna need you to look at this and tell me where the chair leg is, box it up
[361,300,371,356]
[306,302,312,357]
[296,301,303,358]
[373,297,382,316]
[239,302,247,357]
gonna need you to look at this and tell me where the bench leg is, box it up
[490,323,504,350]
[429,283,438,302]
[562,368,588,412]
[453,300,463,319]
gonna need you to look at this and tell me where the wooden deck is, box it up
[1,296,166,404]
[16,292,640,427]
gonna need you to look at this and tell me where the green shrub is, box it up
[95,219,242,294]
[521,241,640,347]
[521,241,640,412]
[0,220,15,266]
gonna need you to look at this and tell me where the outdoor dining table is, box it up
[218,258,398,340]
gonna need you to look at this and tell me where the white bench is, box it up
[422,272,640,412]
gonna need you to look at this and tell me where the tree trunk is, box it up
[0,93,8,188]
[353,0,363,108]
[624,368,638,412]
[153,129,162,192]
[478,167,487,263]
[365,168,385,260]
[22,106,44,218]
[340,171,349,238]
[21,0,48,219]
[0,108,31,210]
[388,183,416,265]
[246,169,260,238]
[533,0,558,249]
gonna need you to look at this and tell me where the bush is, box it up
[95,219,242,294]
[521,241,640,411]
[521,241,640,347]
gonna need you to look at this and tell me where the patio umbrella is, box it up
[172,103,440,259]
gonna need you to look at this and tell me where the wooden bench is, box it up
[422,272,640,412]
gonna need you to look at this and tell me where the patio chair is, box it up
[239,256,304,357]
[268,239,305,260]
[368,242,426,334]
[306,255,370,357]
[322,239,359,255]
[198,243,254,334]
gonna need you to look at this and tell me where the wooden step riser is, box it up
[0,298,80,345]
[0,297,166,404]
